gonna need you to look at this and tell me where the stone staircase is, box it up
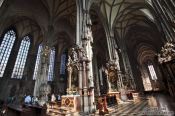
[47,102,61,116]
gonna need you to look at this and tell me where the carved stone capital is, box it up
[158,42,175,63]
[106,60,118,71]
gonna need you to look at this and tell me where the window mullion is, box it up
[0,30,16,77]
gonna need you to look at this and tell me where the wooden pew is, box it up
[7,104,34,116]
[6,104,47,116]
[24,104,47,116]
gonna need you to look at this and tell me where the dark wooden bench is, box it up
[24,104,47,116]
[6,104,46,116]
[7,104,34,116]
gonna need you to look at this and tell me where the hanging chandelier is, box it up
[158,42,175,63]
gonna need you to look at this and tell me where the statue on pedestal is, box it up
[105,61,118,92]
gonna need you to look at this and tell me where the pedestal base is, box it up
[108,91,121,104]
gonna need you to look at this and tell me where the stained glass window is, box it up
[0,30,16,77]
[148,64,157,80]
[48,48,55,81]
[33,44,42,80]
[11,36,30,79]
[60,53,66,75]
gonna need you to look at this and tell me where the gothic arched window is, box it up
[48,48,55,81]
[60,52,67,75]
[11,36,30,79]
[33,44,42,80]
[148,64,157,80]
[0,30,16,77]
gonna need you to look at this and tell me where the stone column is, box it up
[117,70,123,90]
[165,63,174,82]
[22,51,37,94]
[67,57,73,94]
[120,45,136,90]
[78,59,83,111]
[76,0,95,113]
[33,45,51,99]
[81,9,95,113]
[82,58,89,113]
[113,48,124,90]
[93,54,100,96]
[99,67,103,86]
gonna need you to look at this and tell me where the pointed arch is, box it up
[11,36,31,79]
[0,29,16,77]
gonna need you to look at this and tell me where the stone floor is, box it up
[91,93,175,116]
[46,93,175,116]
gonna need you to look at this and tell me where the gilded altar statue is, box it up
[105,61,118,92]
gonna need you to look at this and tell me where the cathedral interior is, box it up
[0,0,175,116]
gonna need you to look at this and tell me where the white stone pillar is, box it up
[82,60,89,113]
[78,62,83,111]
[93,55,100,96]
[76,0,95,113]
[67,63,73,93]
[33,46,50,97]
